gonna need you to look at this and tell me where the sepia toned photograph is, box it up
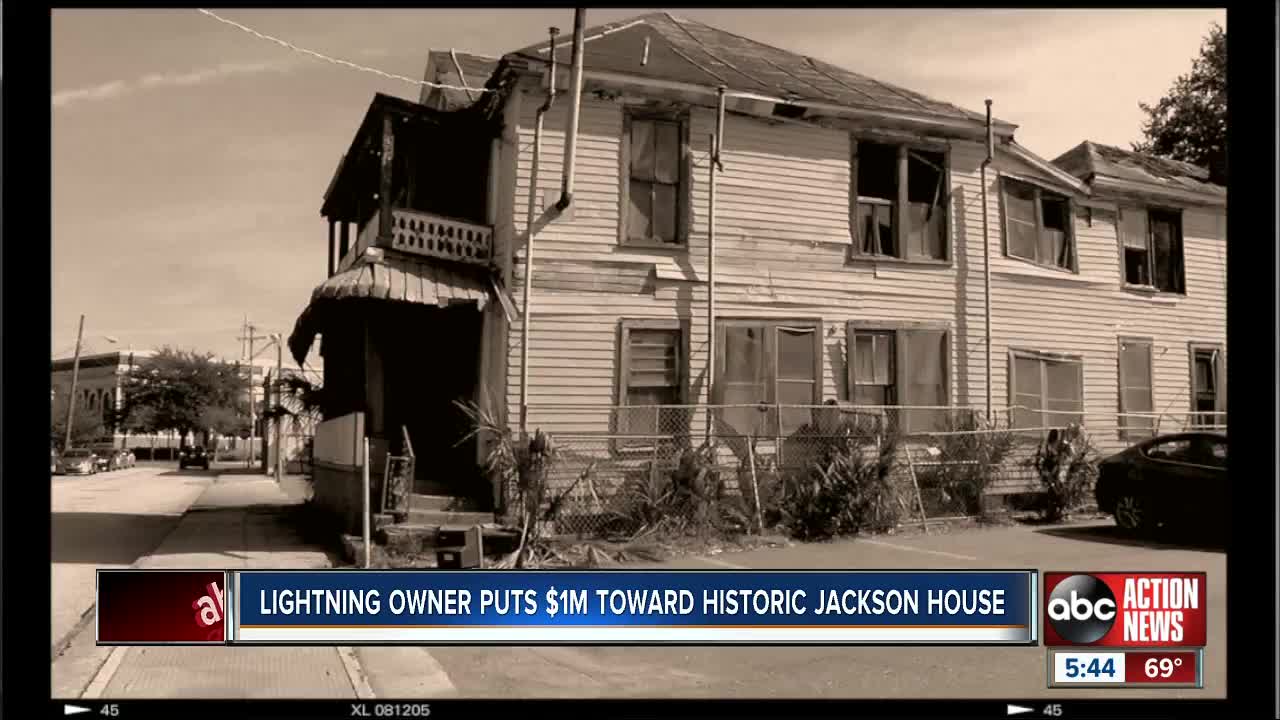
[50,7,1229,705]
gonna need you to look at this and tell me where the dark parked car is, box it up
[1095,432,1227,537]
[93,452,112,473]
[179,446,210,470]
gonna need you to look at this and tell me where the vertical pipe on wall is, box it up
[981,99,995,422]
[706,87,726,440]
[518,25,559,437]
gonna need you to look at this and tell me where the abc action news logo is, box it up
[1044,573,1207,648]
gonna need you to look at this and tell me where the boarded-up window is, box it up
[1010,351,1084,432]
[1190,344,1224,429]
[902,330,948,432]
[851,141,949,261]
[1118,338,1155,440]
[1121,207,1186,293]
[847,325,949,434]
[624,114,685,246]
[715,320,821,437]
[1149,210,1185,294]
[1001,177,1076,271]
[618,321,685,438]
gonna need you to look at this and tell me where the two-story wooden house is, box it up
[289,12,1225,529]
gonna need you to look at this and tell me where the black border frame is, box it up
[9,3,1278,719]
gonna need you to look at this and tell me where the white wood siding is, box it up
[501,82,1226,471]
[962,145,1226,466]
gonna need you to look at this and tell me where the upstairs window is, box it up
[1119,207,1186,294]
[622,112,688,247]
[1001,177,1077,271]
[851,141,948,262]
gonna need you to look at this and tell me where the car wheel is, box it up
[1114,494,1150,533]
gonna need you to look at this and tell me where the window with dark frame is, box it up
[1119,207,1186,294]
[617,320,686,441]
[1190,344,1224,429]
[624,113,686,246]
[1001,177,1077,271]
[851,140,948,262]
[847,325,949,434]
[1010,351,1084,432]
[1117,338,1155,440]
[715,320,822,437]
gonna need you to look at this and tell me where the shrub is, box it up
[916,411,1017,516]
[777,424,899,541]
[612,440,751,539]
[1032,424,1099,522]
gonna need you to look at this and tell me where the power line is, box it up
[195,9,494,94]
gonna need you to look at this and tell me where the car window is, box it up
[1144,439,1191,461]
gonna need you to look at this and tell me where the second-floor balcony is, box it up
[342,207,494,272]
[320,93,502,275]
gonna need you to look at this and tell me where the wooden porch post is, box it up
[327,219,336,277]
[378,112,395,245]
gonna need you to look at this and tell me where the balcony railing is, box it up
[388,208,492,265]
[338,209,494,272]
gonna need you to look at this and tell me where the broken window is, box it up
[1190,344,1224,429]
[855,141,899,257]
[618,320,685,441]
[847,325,949,433]
[1001,177,1076,271]
[1010,351,1084,432]
[625,114,685,245]
[715,320,821,437]
[907,150,948,260]
[1119,208,1151,286]
[1117,339,1155,440]
[851,141,949,261]
[1120,207,1186,293]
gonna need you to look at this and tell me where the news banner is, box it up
[60,568,1209,717]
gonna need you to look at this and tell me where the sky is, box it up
[51,8,1225,362]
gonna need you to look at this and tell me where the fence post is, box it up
[747,433,763,534]
[903,444,929,534]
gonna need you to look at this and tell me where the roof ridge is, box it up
[661,13,777,94]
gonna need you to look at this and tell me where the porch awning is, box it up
[287,254,499,366]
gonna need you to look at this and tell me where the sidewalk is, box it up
[53,473,354,699]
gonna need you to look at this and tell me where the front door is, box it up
[384,304,483,502]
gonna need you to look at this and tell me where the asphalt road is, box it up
[51,473,1226,700]
[51,462,214,655]
[423,523,1226,700]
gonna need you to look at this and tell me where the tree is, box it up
[119,347,248,447]
[51,404,107,450]
[1133,22,1226,184]
[262,374,325,433]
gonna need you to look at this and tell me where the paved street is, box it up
[52,471,1226,700]
[52,463,214,656]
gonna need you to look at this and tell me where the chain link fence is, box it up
[511,403,1226,537]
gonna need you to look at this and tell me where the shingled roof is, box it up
[1052,141,1225,200]
[505,12,1014,131]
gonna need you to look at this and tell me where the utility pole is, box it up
[63,314,86,451]
[274,333,284,482]
[238,320,272,469]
